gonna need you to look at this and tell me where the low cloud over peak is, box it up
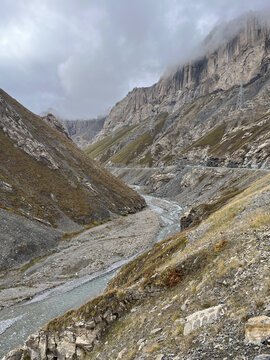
[0,0,269,119]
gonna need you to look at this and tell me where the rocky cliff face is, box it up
[62,117,105,148]
[97,13,270,139]
[87,13,270,171]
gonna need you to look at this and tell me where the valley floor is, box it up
[0,207,159,309]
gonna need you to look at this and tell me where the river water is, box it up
[0,193,181,357]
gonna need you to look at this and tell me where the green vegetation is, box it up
[159,152,174,165]
[139,151,153,166]
[84,112,168,166]
[181,187,245,230]
[109,112,168,165]
[46,288,130,332]
[153,112,168,134]
[212,119,270,156]
[183,123,226,153]
[108,234,187,289]
[111,132,153,165]
[84,125,138,159]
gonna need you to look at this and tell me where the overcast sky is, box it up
[0,0,269,119]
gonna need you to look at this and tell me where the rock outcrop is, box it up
[183,304,225,336]
[62,117,105,148]
[3,288,146,360]
[245,316,270,344]
[42,113,70,139]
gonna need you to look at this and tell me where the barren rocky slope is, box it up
[0,89,145,270]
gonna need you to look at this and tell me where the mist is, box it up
[0,0,269,119]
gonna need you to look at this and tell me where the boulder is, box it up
[254,355,270,360]
[184,305,224,335]
[245,316,270,344]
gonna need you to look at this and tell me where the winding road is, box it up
[106,164,270,172]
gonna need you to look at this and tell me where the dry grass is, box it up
[214,256,242,278]
[248,210,270,228]
[143,342,160,354]
[107,234,187,289]
[126,349,137,360]
[32,169,270,359]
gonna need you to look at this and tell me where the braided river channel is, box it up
[0,192,182,357]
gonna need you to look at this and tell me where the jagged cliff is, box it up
[97,13,270,138]
[87,13,270,172]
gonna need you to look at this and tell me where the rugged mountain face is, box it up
[62,117,105,148]
[98,13,270,136]
[87,13,270,170]
[0,89,145,269]
[3,11,270,360]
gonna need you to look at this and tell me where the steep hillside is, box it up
[6,162,270,360]
[0,89,145,226]
[62,117,105,149]
[86,13,270,170]
[0,89,145,270]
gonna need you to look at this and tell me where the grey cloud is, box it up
[0,0,269,119]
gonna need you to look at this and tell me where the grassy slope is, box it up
[85,125,138,159]
[85,113,168,166]
[42,171,270,358]
[0,89,145,225]
[182,111,270,158]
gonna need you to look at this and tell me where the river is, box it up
[0,193,181,358]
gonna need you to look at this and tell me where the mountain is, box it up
[3,12,270,360]
[86,12,270,170]
[0,89,145,269]
[62,117,105,149]
[6,140,270,360]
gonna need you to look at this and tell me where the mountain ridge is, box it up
[85,12,270,174]
[0,88,145,270]
[93,12,270,140]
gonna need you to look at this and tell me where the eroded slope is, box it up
[6,168,270,360]
[0,89,145,227]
